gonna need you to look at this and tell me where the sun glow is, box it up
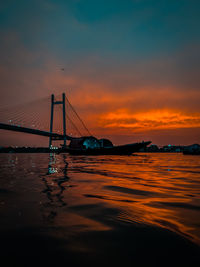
[99,109,200,131]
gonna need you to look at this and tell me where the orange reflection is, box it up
[66,154,200,245]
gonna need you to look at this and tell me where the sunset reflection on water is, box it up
[0,153,200,265]
[66,153,200,244]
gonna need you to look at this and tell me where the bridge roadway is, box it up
[0,123,73,140]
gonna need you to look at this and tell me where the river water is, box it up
[0,153,200,266]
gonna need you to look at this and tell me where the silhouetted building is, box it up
[183,144,200,155]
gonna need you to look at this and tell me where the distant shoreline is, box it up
[0,147,60,153]
[0,143,200,154]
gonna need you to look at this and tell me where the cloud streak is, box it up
[98,109,200,132]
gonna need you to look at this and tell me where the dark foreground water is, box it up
[0,153,200,266]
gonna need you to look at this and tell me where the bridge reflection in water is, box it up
[40,153,69,222]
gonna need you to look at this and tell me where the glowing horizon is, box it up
[98,109,200,131]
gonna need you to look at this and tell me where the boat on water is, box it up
[62,136,151,155]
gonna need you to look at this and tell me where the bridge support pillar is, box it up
[62,93,66,147]
[49,94,54,148]
[49,93,67,149]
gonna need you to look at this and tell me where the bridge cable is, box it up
[65,96,92,136]
[57,103,82,136]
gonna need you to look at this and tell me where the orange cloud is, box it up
[98,109,200,132]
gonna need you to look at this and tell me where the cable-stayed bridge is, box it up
[0,93,92,147]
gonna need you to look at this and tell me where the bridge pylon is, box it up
[49,93,67,148]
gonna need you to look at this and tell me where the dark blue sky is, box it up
[1,0,199,58]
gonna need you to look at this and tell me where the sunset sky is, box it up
[0,0,200,146]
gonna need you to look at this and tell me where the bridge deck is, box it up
[0,123,72,140]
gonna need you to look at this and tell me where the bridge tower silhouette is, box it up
[49,93,66,148]
[0,92,93,148]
